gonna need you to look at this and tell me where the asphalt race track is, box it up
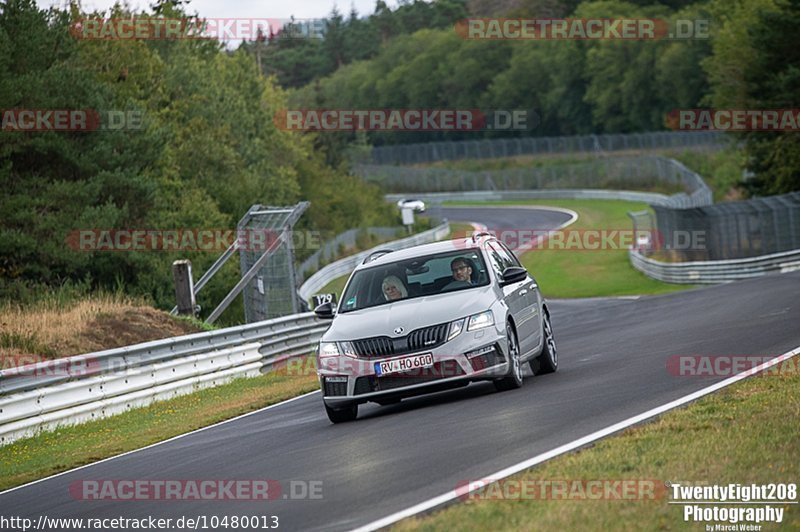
[434,206,575,248]
[1,208,798,531]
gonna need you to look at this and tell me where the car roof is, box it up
[356,237,489,270]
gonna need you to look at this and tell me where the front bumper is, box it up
[318,327,509,407]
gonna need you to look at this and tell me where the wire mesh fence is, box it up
[355,156,712,208]
[364,131,726,166]
[648,192,800,261]
[237,203,308,322]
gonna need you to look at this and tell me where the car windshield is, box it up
[338,249,489,313]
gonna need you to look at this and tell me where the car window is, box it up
[339,249,489,312]
[486,244,506,280]
[489,241,521,268]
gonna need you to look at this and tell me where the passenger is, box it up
[382,275,408,301]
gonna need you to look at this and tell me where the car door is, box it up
[486,242,532,355]
[490,241,541,357]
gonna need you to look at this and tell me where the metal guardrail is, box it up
[628,248,800,284]
[0,313,329,444]
[384,189,675,205]
[298,222,451,303]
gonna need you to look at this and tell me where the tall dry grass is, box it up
[0,292,148,367]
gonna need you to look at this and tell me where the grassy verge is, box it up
[395,369,800,531]
[666,147,747,202]
[0,369,319,491]
[446,199,691,298]
[422,145,747,203]
[422,146,715,173]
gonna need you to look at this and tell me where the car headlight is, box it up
[447,319,465,341]
[339,341,358,358]
[318,342,340,359]
[467,310,494,331]
[319,341,358,359]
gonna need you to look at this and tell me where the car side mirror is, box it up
[314,301,335,319]
[500,266,528,285]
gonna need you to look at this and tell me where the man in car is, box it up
[443,257,473,291]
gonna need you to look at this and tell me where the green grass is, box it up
[445,199,692,298]
[395,367,800,531]
[422,145,748,202]
[667,147,747,202]
[0,370,319,490]
[424,152,603,171]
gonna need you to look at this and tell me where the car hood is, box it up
[324,286,497,341]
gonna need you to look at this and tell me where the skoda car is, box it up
[313,233,557,423]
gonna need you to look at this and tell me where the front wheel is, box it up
[494,322,523,391]
[530,310,557,375]
[325,403,358,423]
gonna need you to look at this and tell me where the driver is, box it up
[443,257,473,291]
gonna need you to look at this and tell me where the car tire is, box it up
[530,309,557,375]
[325,403,358,423]
[494,322,523,391]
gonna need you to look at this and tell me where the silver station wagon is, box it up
[313,233,557,423]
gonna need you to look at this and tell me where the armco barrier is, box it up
[0,313,325,396]
[298,222,451,303]
[0,313,330,445]
[628,248,800,284]
[384,189,674,206]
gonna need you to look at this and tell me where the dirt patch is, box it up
[80,307,200,353]
[1,296,203,369]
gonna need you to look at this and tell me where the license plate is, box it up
[375,353,434,376]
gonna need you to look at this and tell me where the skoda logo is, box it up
[394,326,404,335]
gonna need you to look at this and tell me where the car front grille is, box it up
[353,360,465,395]
[351,323,450,358]
[352,336,395,357]
[406,323,449,352]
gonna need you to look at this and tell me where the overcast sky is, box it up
[36,0,397,20]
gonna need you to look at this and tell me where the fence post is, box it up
[172,260,196,317]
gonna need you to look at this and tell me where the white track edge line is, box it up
[0,390,320,496]
[351,345,800,532]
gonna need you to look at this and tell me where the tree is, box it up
[704,0,800,194]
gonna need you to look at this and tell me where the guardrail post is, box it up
[172,260,197,316]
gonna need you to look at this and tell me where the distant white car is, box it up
[397,199,426,212]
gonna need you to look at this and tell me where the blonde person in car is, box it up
[381,275,408,301]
